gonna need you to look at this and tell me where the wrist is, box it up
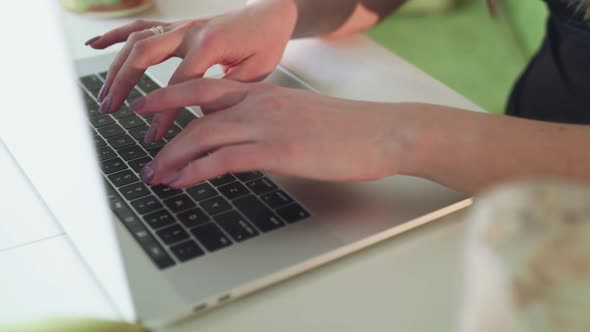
[246,0,298,39]
[379,103,446,180]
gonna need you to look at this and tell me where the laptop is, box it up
[1,2,470,328]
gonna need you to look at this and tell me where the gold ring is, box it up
[149,25,165,36]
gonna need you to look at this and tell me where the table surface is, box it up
[0,1,481,331]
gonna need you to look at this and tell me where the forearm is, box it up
[390,103,590,193]
[247,0,406,39]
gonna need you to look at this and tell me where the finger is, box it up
[129,78,250,115]
[223,57,275,82]
[144,113,257,184]
[100,28,185,114]
[97,29,155,102]
[146,47,218,142]
[165,144,270,188]
[87,19,166,49]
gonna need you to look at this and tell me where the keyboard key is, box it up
[87,104,100,117]
[210,174,236,187]
[97,145,116,161]
[171,240,204,262]
[175,108,196,128]
[277,203,310,223]
[218,182,249,200]
[163,124,182,140]
[200,196,232,216]
[100,157,127,174]
[151,185,182,199]
[125,87,144,104]
[108,134,135,149]
[106,185,174,269]
[81,89,100,115]
[108,170,138,187]
[215,211,259,242]
[143,240,175,269]
[245,178,277,195]
[80,74,103,97]
[118,145,147,161]
[137,75,160,93]
[177,208,210,228]
[118,114,145,129]
[128,156,152,173]
[93,134,106,147]
[98,124,125,138]
[89,114,115,128]
[233,195,284,232]
[156,224,189,245]
[186,183,217,201]
[131,195,163,215]
[143,210,175,230]
[260,190,293,209]
[234,171,264,182]
[164,194,196,213]
[191,223,232,252]
[107,186,144,232]
[140,139,165,151]
[149,148,162,157]
[128,125,148,140]
[141,114,154,122]
[119,182,150,200]
[112,105,135,119]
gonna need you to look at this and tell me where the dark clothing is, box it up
[506,0,590,124]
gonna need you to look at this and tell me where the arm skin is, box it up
[248,0,407,38]
[391,103,590,193]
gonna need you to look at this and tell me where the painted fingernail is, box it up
[161,172,182,186]
[85,36,101,46]
[97,83,110,102]
[144,126,157,144]
[129,97,146,112]
[140,161,156,184]
[98,95,111,113]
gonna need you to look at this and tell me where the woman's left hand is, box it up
[129,79,408,188]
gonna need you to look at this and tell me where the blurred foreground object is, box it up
[1,318,147,332]
[60,0,153,17]
[461,181,590,332]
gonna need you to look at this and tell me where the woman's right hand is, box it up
[86,0,297,143]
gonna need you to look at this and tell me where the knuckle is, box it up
[255,93,284,112]
[196,27,220,48]
[130,42,154,68]
[131,19,146,27]
[132,39,149,54]
[127,31,143,42]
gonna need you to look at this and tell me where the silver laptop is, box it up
[1,2,469,328]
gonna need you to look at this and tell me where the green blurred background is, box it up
[366,0,548,114]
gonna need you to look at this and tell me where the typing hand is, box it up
[128,79,404,187]
[85,1,297,143]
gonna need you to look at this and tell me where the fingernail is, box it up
[129,97,146,112]
[140,161,156,184]
[85,36,101,46]
[144,126,157,144]
[161,172,182,186]
[97,83,110,102]
[98,95,111,113]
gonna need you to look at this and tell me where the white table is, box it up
[0,1,481,331]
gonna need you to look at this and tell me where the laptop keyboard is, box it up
[79,72,310,269]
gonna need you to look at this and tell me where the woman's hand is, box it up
[86,0,297,143]
[128,79,408,188]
